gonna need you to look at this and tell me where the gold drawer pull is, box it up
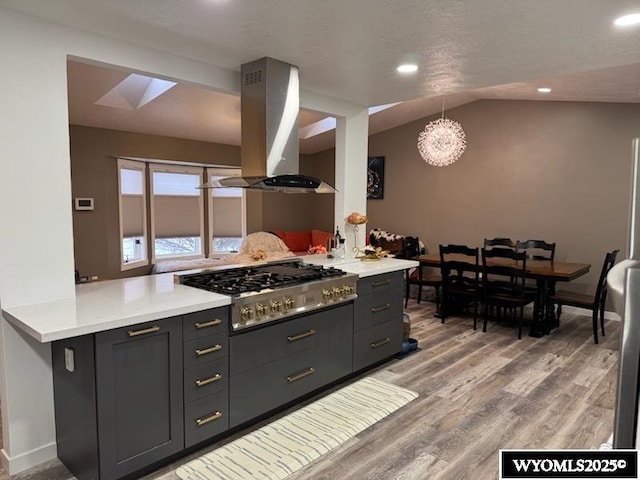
[195,319,222,329]
[286,367,316,383]
[196,410,223,426]
[371,303,391,313]
[287,329,317,342]
[372,279,391,287]
[128,325,160,337]
[195,344,223,356]
[195,373,223,387]
[371,337,391,349]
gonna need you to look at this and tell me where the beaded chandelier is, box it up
[417,100,466,167]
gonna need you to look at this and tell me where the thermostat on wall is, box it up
[74,198,94,211]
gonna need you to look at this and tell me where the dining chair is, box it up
[404,237,442,308]
[483,237,517,249]
[515,239,556,261]
[549,249,619,344]
[439,244,480,329]
[481,247,536,339]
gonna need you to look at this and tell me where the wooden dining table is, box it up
[415,253,591,337]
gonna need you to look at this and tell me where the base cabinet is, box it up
[353,271,404,371]
[52,272,406,480]
[52,308,229,480]
[95,318,184,480]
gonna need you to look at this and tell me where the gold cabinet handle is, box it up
[287,329,317,342]
[195,344,223,356]
[196,410,223,426]
[128,325,160,337]
[371,303,391,313]
[195,373,223,387]
[286,367,316,383]
[372,279,390,287]
[371,337,391,349]
[195,319,222,329]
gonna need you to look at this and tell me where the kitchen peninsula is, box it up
[1,257,417,480]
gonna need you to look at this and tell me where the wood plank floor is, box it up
[0,301,620,480]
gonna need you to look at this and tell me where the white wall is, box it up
[0,7,368,474]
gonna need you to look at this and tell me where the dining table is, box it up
[415,253,591,337]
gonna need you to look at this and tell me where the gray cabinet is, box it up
[182,312,230,448]
[95,318,184,480]
[52,307,230,480]
[229,303,353,427]
[353,272,404,371]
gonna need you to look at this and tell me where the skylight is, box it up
[299,102,402,139]
[95,74,177,110]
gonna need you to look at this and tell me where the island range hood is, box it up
[217,57,336,193]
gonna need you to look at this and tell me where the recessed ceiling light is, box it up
[397,64,418,73]
[537,87,552,94]
[614,13,640,26]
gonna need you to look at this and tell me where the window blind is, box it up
[122,195,145,237]
[153,195,201,237]
[211,197,242,237]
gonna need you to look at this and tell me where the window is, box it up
[208,168,244,254]
[118,159,148,269]
[150,165,204,260]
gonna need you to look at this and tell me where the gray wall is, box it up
[367,100,640,294]
[70,125,336,279]
[70,125,241,279]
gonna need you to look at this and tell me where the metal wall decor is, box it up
[367,156,385,199]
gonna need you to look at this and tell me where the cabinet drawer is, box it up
[230,303,353,375]
[357,271,404,296]
[229,335,353,428]
[353,320,402,372]
[184,357,229,403]
[354,287,403,331]
[184,390,229,448]
[184,333,228,369]
[183,308,229,341]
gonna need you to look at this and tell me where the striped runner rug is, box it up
[176,377,418,480]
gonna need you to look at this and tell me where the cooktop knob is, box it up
[343,285,354,295]
[241,307,254,321]
[256,303,268,317]
[322,288,333,300]
[333,287,344,297]
[270,300,282,312]
[284,297,295,309]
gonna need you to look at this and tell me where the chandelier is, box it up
[417,100,466,167]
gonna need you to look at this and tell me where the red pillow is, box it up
[283,231,312,252]
[312,229,334,249]
[271,229,285,240]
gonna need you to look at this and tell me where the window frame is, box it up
[118,158,149,271]
[148,163,205,262]
[207,167,246,257]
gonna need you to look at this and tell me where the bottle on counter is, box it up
[336,238,346,258]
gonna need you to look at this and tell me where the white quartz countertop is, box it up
[2,257,416,343]
[1,273,230,343]
[301,256,418,276]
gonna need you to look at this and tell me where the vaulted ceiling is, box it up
[4,0,640,153]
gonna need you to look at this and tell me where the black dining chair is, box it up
[549,249,619,344]
[404,237,442,308]
[439,244,480,329]
[515,239,556,261]
[481,247,536,339]
[484,237,517,250]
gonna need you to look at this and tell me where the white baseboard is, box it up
[0,442,57,475]
[560,305,621,322]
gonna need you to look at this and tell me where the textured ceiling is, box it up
[4,0,640,153]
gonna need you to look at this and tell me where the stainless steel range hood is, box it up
[217,57,336,193]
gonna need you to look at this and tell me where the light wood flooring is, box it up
[0,301,620,480]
